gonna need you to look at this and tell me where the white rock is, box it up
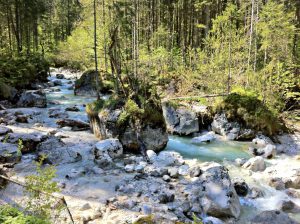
[146,150,157,162]
[192,131,216,143]
[125,164,135,173]
[243,156,266,172]
[178,165,190,176]
[94,139,123,159]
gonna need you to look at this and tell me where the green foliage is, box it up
[17,139,23,157]
[0,54,49,91]
[192,214,203,224]
[215,88,283,135]
[24,156,60,220]
[0,205,50,224]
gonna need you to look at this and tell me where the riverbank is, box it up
[0,69,299,224]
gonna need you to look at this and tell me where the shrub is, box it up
[0,205,50,224]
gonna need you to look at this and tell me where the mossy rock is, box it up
[75,70,114,96]
[214,91,284,136]
[87,94,168,153]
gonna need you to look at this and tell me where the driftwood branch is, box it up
[0,174,74,224]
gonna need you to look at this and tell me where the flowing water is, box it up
[45,70,300,223]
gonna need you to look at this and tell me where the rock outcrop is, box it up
[0,142,21,163]
[4,132,47,153]
[74,70,99,96]
[17,90,47,108]
[212,113,255,140]
[250,210,298,224]
[162,103,199,135]
[56,119,90,131]
[88,101,168,153]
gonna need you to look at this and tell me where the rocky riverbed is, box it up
[0,68,300,224]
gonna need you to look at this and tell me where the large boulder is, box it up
[17,90,47,108]
[250,210,298,224]
[243,156,266,172]
[162,102,199,135]
[93,139,123,159]
[36,137,78,164]
[194,162,241,219]
[0,142,21,163]
[74,70,99,96]
[88,104,168,153]
[4,132,47,153]
[212,113,255,140]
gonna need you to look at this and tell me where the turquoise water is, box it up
[165,135,251,162]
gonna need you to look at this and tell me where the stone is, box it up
[203,216,225,224]
[0,142,21,163]
[235,158,247,166]
[232,178,249,197]
[162,175,171,182]
[17,90,47,108]
[248,187,264,199]
[89,107,168,153]
[93,139,123,159]
[56,119,90,131]
[178,165,189,176]
[269,177,285,190]
[250,210,298,224]
[192,132,216,143]
[252,135,273,148]
[146,150,157,162]
[16,115,29,123]
[158,193,175,204]
[162,103,199,135]
[285,188,300,198]
[65,106,80,112]
[48,108,69,119]
[80,203,91,211]
[56,74,65,79]
[155,151,184,167]
[135,164,144,173]
[94,153,113,168]
[53,80,63,86]
[5,132,47,153]
[74,70,99,96]
[141,204,152,215]
[125,164,135,173]
[198,162,241,218]
[259,144,276,159]
[189,166,202,177]
[284,169,300,189]
[168,167,179,178]
[243,156,266,172]
[36,137,77,164]
[0,126,12,136]
[280,200,300,213]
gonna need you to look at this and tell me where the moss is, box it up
[214,89,283,136]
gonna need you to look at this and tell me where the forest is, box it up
[0,0,300,224]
